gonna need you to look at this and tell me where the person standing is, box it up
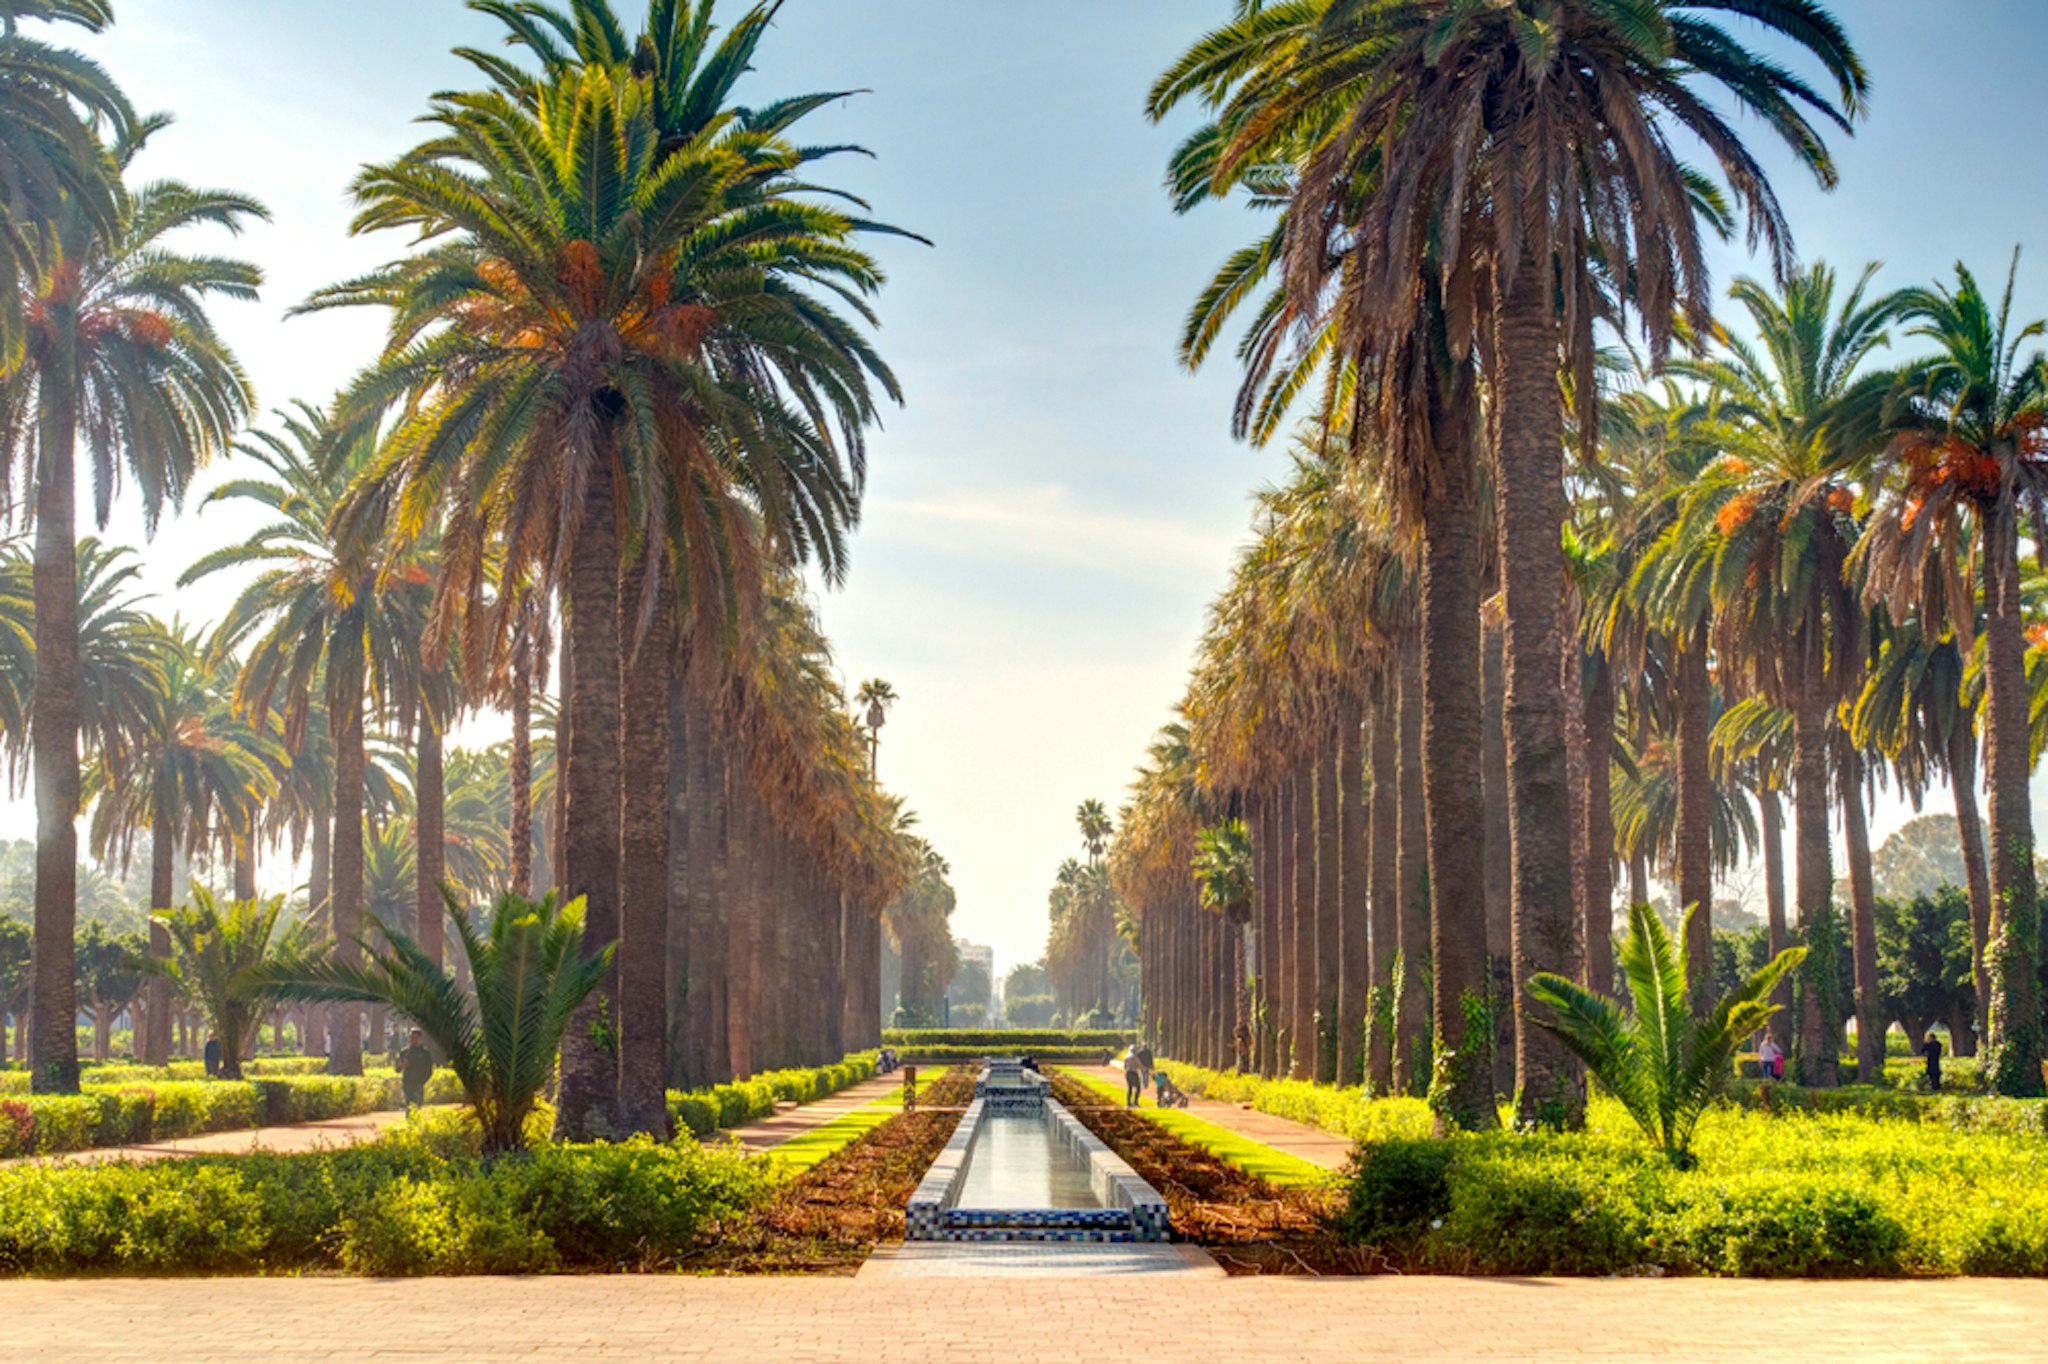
[1122,1047,1144,1107]
[1756,1035,1783,1082]
[1921,1032,1944,1092]
[203,1032,222,1079]
[398,1028,434,1111]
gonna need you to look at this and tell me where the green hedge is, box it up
[0,1123,770,1275]
[1158,1061,1435,1143]
[0,1055,337,1096]
[666,1053,877,1139]
[888,1046,1107,1064]
[0,1071,463,1158]
[1340,1096,2048,1275]
[882,1029,1127,1049]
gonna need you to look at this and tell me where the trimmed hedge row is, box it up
[666,1053,877,1139]
[889,1046,1108,1064]
[1341,1098,2048,1276]
[1159,1061,1435,1143]
[0,1071,462,1159]
[0,1120,771,1275]
[0,1055,334,1096]
[881,1028,1127,1048]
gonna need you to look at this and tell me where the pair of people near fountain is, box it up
[1123,1043,1191,1109]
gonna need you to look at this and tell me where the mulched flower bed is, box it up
[683,1066,975,1274]
[1047,1073,1367,1275]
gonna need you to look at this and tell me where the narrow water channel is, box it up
[952,1113,1101,1209]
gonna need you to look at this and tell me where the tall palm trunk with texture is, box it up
[1289,756,1315,1079]
[145,795,176,1065]
[1394,634,1430,1095]
[29,357,81,1094]
[415,714,444,969]
[1675,625,1714,1011]
[509,642,534,897]
[617,570,673,1135]
[556,458,625,1136]
[1947,721,1990,1050]
[1759,783,1791,1053]
[1581,653,1616,995]
[1419,397,1496,1131]
[1792,660,1838,1087]
[1314,738,1341,1082]
[1336,691,1369,1084]
[1367,692,1399,1094]
[329,642,368,1076]
[1840,743,1883,1081]
[1496,276,1583,1128]
[1980,504,2044,1093]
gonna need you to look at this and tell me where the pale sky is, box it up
[15,1,2048,979]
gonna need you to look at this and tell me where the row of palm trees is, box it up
[1118,0,2048,1120]
[1,0,943,1136]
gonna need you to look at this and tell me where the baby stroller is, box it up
[1153,1069,1191,1109]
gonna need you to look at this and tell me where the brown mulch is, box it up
[1048,1074,1370,1276]
[681,1067,975,1274]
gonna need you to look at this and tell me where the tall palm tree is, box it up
[857,677,897,779]
[316,25,902,1136]
[0,0,132,362]
[1644,263,1902,1085]
[185,403,430,1076]
[0,122,260,1092]
[1156,0,1867,1129]
[1858,255,2048,1096]
[86,620,280,1064]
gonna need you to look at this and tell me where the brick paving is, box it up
[3,1274,2043,1361]
[3,1107,422,1168]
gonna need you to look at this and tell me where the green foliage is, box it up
[949,1003,988,1027]
[149,889,312,1081]
[1004,994,1057,1027]
[1338,1094,2048,1276]
[255,888,612,1153]
[1192,819,1253,919]
[0,1135,772,1275]
[1797,899,1847,1085]
[1159,1061,1433,1145]
[664,1054,877,1139]
[881,1028,1127,1049]
[1876,885,1975,1040]
[1529,902,1803,1162]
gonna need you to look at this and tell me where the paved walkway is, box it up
[722,1074,907,1153]
[4,1108,421,1167]
[3,1275,2042,1361]
[1063,1063,1352,1171]
[861,1243,1223,1280]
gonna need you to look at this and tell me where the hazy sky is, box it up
[27,1,2048,978]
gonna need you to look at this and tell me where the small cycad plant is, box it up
[258,888,611,1153]
[1527,901,1803,1165]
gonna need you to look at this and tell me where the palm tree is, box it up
[0,0,132,361]
[86,621,281,1064]
[1529,901,1803,1165]
[149,888,313,1081]
[857,677,897,779]
[1193,818,1253,1070]
[1644,263,1902,1086]
[0,124,261,1092]
[259,888,612,1154]
[316,26,902,1136]
[1858,255,2048,1096]
[1155,0,1867,1130]
[185,404,430,1076]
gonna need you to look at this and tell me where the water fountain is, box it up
[905,1060,1171,1243]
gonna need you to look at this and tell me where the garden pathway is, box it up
[3,1107,421,1168]
[3,1273,2041,1361]
[1059,1063,1351,1170]
[721,1073,909,1153]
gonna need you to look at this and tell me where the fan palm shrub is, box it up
[1526,902,1804,1166]
[148,888,312,1082]
[257,889,612,1154]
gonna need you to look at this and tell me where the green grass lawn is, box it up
[759,1086,907,1176]
[1057,1068,1339,1189]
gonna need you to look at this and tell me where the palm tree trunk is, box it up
[556,456,625,1137]
[1394,632,1430,1095]
[1792,664,1838,1087]
[617,568,672,1135]
[1289,756,1315,1079]
[1759,782,1791,1054]
[1840,742,1884,1082]
[145,799,175,1065]
[414,712,445,969]
[1420,405,1496,1133]
[1582,652,1616,995]
[1947,719,1991,1051]
[1367,688,1399,1094]
[1497,273,1584,1127]
[1314,735,1341,1082]
[1980,504,2044,1095]
[29,371,81,1095]
[1675,622,1715,1010]
[1481,607,1512,965]
[330,646,368,1078]
[1253,792,1277,1077]
[1336,691,1369,1085]
[510,631,534,897]
[725,775,762,1080]
[234,841,257,901]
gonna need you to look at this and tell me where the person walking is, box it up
[398,1028,434,1111]
[1122,1047,1145,1107]
[1756,1035,1783,1082]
